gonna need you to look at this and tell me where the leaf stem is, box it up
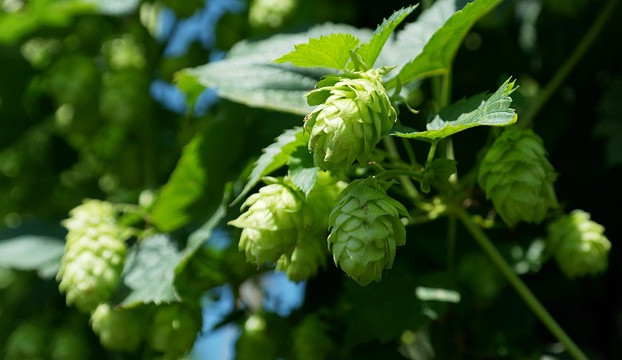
[374,169,425,182]
[383,136,421,201]
[426,140,438,165]
[455,207,588,360]
[520,0,619,128]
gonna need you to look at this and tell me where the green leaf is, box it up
[233,127,307,204]
[121,235,182,305]
[288,146,319,197]
[393,78,517,141]
[151,116,249,232]
[150,136,206,232]
[356,5,418,68]
[176,24,373,115]
[274,33,360,70]
[0,236,64,279]
[382,0,501,86]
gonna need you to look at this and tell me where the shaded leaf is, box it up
[233,127,307,204]
[393,78,516,141]
[425,159,457,183]
[356,5,417,68]
[381,0,501,86]
[288,146,319,197]
[274,33,360,70]
[0,236,64,279]
[121,235,182,305]
[176,24,372,115]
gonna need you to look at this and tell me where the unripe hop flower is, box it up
[149,304,202,357]
[57,199,128,312]
[478,128,558,227]
[276,233,327,281]
[228,178,304,265]
[91,303,146,352]
[328,178,408,286]
[305,68,397,171]
[547,210,611,278]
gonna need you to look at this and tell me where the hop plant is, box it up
[547,210,611,278]
[478,128,558,227]
[328,178,408,286]
[305,68,397,171]
[148,304,202,357]
[57,199,128,312]
[91,303,146,352]
[229,178,305,265]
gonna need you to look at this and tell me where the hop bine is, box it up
[328,178,408,286]
[57,199,129,312]
[304,68,397,171]
[478,128,558,227]
[547,210,611,278]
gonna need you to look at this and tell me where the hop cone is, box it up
[305,68,397,171]
[57,199,128,312]
[148,304,201,357]
[275,173,347,281]
[229,178,304,265]
[91,303,146,352]
[547,210,611,278]
[328,178,408,286]
[478,128,558,227]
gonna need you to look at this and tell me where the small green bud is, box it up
[148,304,202,357]
[328,178,408,286]
[305,68,397,171]
[57,199,128,313]
[478,128,558,227]
[228,179,304,265]
[90,303,146,352]
[5,322,48,359]
[547,210,611,278]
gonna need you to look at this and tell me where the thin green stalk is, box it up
[383,136,420,201]
[374,169,425,182]
[426,140,438,165]
[455,208,588,360]
[521,0,619,128]
[401,137,418,166]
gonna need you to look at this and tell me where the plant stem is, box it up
[374,169,425,182]
[455,208,588,360]
[520,0,619,128]
[426,140,438,165]
[383,136,420,201]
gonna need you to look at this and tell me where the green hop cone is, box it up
[328,178,408,286]
[305,68,397,171]
[275,172,347,281]
[148,304,202,357]
[547,210,611,278]
[57,199,128,312]
[229,178,304,265]
[91,303,146,352]
[478,128,558,227]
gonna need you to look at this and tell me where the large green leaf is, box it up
[121,235,182,305]
[393,78,516,141]
[274,33,360,70]
[356,5,418,68]
[233,127,307,204]
[151,116,249,232]
[0,236,64,279]
[381,0,501,86]
[176,24,372,115]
